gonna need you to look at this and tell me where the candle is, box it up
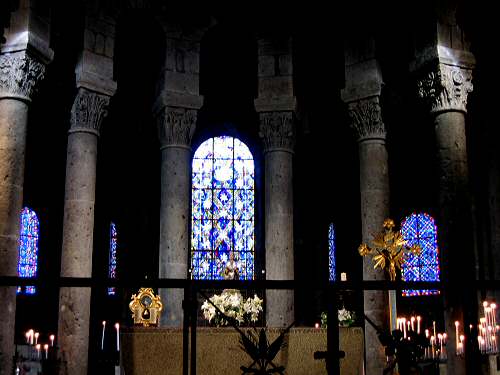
[36,344,41,359]
[50,335,55,347]
[314,322,320,329]
[34,332,39,345]
[28,329,34,345]
[403,318,407,338]
[438,333,443,355]
[25,331,30,344]
[433,321,437,338]
[417,316,421,334]
[455,321,460,348]
[115,323,120,351]
[431,336,435,358]
[425,329,429,338]
[44,344,48,359]
[101,321,106,350]
[411,317,415,331]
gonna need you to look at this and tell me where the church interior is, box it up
[1,1,499,374]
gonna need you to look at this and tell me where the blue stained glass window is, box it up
[191,136,254,280]
[107,223,117,295]
[329,223,336,281]
[401,213,440,296]
[17,207,39,295]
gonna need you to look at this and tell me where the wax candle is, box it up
[417,316,421,334]
[34,332,39,345]
[438,333,443,355]
[411,317,415,331]
[101,321,106,350]
[403,318,407,339]
[25,331,30,344]
[44,344,48,359]
[455,321,460,348]
[425,329,429,338]
[29,329,34,345]
[115,323,120,352]
[433,321,437,338]
[314,322,320,329]
[50,335,55,347]
[36,344,41,359]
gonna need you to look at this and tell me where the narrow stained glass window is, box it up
[401,213,440,296]
[17,207,39,295]
[108,222,117,295]
[329,223,336,281]
[191,136,255,280]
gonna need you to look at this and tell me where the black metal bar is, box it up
[190,283,198,375]
[326,282,340,375]
[182,282,190,375]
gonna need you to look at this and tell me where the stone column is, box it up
[57,88,110,375]
[156,105,199,326]
[417,61,476,375]
[348,96,390,375]
[259,111,295,327]
[0,50,46,375]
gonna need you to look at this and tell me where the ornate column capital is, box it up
[417,63,473,114]
[156,106,197,149]
[0,51,46,102]
[347,96,386,142]
[69,88,111,136]
[259,111,295,153]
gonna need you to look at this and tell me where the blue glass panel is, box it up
[401,213,440,297]
[191,136,255,280]
[234,138,253,160]
[329,223,336,281]
[213,159,234,188]
[192,159,213,189]
[213,136,234,159]
[108,222,118,296]
[234,160,254,189]
[17,207,39,294]
[193,138,214,159]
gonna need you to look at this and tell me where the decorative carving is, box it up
[157,106,197,147]
[0,52,46,101]
[69,88,110,135]
[417,64,473,114]
[259,111,295,152]
[347,97,386,141]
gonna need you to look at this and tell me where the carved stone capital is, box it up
[259,111,295,152]
[347,96,386,141]
[157,106,197,149]
[0,51,46,101]
[417,63,473,114]
[69,88,111,136]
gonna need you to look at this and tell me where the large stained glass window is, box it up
[17,207,39,295]
[401,213,440,296]
[191,136,254,280]
[329,223,336,281]
[108,222,118,295]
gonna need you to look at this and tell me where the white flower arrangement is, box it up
[320,307,356,327]
[201,289,263,326]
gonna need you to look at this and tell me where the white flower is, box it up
[200,290,263,326]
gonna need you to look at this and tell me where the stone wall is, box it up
[121,327,364,375]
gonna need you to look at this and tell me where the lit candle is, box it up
[36,344,41,359]
[34,332,39,345]
[403,318,407,339]
[315,322,320,329]
[49,335,55,347]
[115,323,120,352]
[455,321,460,348]
[443,333,447,344]
[438,333,443,356]
[433,321,437,338]
[431,336,435,358]
[25,331,30,344]
[425,329,429,338]
[29,329,34,345]
[411,317,415,331]
[44,344,48,359]
[101,321,106,350]
[417,316,421,334]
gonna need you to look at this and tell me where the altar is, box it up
[121,326,364,375]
